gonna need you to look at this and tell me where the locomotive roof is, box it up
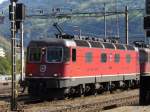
[29,38,76,47]
[29,38,136,51]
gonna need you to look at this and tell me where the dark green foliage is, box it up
[0,56,11,75]
[0,54,24,75]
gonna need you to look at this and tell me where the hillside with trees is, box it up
[0,0,145,45]
[0,36,11,75]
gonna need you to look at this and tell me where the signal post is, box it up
[10,0,17,110]
[9,0,25,110]
[140,0,150,105]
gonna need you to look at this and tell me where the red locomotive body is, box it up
[25,38,144,97]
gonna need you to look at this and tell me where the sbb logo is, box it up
[40,65,46,72]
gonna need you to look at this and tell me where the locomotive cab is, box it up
[25,38,77,97]
[26,45,71,78]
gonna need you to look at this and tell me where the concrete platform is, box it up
[103,106,150,112]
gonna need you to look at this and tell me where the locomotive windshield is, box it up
[46,47,63,63]
[29,48,41,62]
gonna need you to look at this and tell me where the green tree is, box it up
[0,57,11,75]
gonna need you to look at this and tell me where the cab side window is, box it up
[72,49,76,62]
[63,47,70,62]
[101,53,107,63]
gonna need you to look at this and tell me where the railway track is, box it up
[50,95,138,112]
[19,89,139,112]
[0,85,139,112]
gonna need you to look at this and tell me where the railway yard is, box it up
[1,0,150,112]
[0,85,140,112]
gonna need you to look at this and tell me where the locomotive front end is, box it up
[26,46,64,78]
[25,38,73,96]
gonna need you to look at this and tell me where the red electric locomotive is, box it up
[25,35,144,97]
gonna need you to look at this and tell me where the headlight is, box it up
[28,73,32,77]
[53,74,58,77]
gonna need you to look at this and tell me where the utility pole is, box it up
[79,29,82,37]
[9,0,17,111]
[104,3,107,38]
[115,0,120,38]
[125,6,129,45]
[20,22,24,81]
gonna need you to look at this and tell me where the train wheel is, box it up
[84,84,95,96]
[28,85,37,97]
[105,82,112,93]
[76,85,84,97]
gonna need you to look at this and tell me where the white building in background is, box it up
[0,47,5,57]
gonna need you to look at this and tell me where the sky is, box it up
[0,0,6,4]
